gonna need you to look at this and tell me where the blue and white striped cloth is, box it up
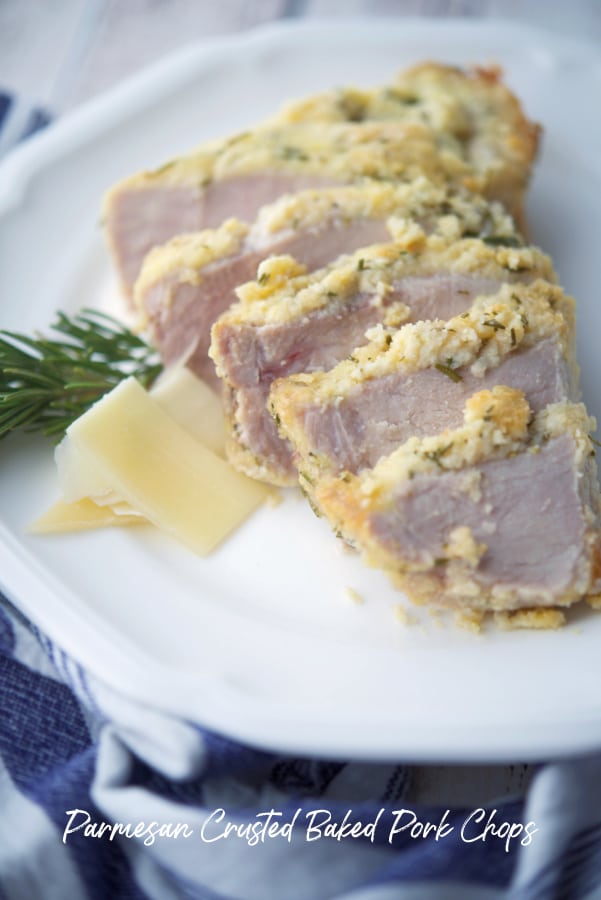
[0,92,52,159]
[2,94,601,900]
[4,588,601,900]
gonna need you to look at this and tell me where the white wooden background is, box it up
[1,0,599,807]
[3,0,601,114]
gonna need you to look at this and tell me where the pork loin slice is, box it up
[104,119,461,298]
[313,389,601,614]
[106,171,336,298]
[275,63,541,230]
[210,239,556,485]
[106,62,539,297]
[270,281,576,479]
[135,180,519,389]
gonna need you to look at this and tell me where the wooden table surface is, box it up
[1,0,599,807]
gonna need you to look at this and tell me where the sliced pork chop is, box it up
[313,388,601,614]
[270,281,576,481]
[210,238,556,485]
[135,179,519,389]
[105,63,539,298]
[103,120,459,298]
[275,62,541,229]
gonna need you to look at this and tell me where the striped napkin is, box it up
[0,91,52,158]
[1,94,601,900]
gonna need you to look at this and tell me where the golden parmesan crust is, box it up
[277,63,536,146]
[210,239,557,490]
[355,386,532,500]
[386,567,585,615]
[356,397,594,504]
[250,177,517,239]
[223,429,293,489]
[494,608,566,630]
[134,219,250,314]
[102,120,468,216]
[133,177,519,324]
[221,238,555,330]
[268,279,579,486]
[273,62,540,220]
[103,63,539,228]
[103,63,541,306]
[270,280,575,434]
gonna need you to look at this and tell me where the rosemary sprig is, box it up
[0,309,163,441]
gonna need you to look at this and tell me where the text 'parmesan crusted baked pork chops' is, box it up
[210,235,556,486]
[135,179,518,389]
[103,62,540,297]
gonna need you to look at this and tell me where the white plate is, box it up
[2,18,601,763]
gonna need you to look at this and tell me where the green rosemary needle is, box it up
[0,309,163,441]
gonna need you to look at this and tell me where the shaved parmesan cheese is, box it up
[150,365,226,456]
[28,498,144,534]
[55,433,112,503]
[55,377,268,555]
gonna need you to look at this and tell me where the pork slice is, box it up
[106,173,338,296]
[105,185,203,297]
[218,273,506,389]
[286,338,571,475]
[139,216,390,390]
[106,64,541,301]
[388,273,507,322]
[274,62,540,227]
[363,436,595,609]
[213,272,506,484]
[106,117,452,299]
[137,178,524,390]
